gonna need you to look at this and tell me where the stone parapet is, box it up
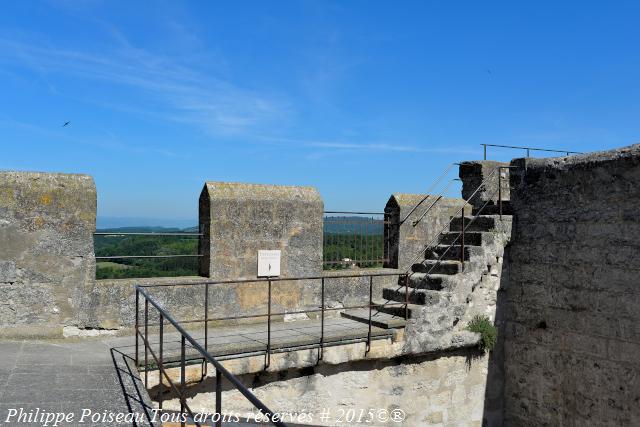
[199,182,323,280]
[0,171,96,332]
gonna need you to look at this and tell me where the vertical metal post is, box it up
[498,169,502,219]
[320,277,325,361]
[266,278,272,368]
[180,335,186,427]
[215,368,222,427]
[204,283,209,377]
[359,217,363,265]
[363,219,367,265]
[404,274,409,320]
[483,144,487,160]
[158,313,164,410]
[526,148,530,157]
[135,289,139,366]
[144,298,148,389]
[366,276,373,353]
[460,209,465,272]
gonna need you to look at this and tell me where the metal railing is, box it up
[94,231,203,279]
[405,166,512,277]
[481,143,582,160]
[323,212,390,269]
[135,272,408,425]
[399,163,462,228]
[94,231,202,260]
[136,285,284,427]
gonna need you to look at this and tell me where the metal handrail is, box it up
[400,163,458,225]
[404,167,501,271]
[410,178,461,227]
[136,286,286,427]
[411,186,502,280]
[405,166,514,283]
[96,254,202,260]
[323,211,388,267]
[324,211,385,215]
[138,270,404,287]
[482,143,581,160]
[94,232,202,236]
[136,271,410,425]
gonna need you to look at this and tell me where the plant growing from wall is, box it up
[467,315,497,352]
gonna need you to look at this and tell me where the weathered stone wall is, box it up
[199,182,323,279]
[384,194,469,270]
[459,161,509,209]
[504,144,640,426]
[92,270,400,329]
[162,348,494,427]
[0,171,96,336]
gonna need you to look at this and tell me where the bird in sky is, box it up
[62,121,70,127]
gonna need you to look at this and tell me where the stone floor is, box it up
[0,316,395,426]
[0,338,155,426]
[130,315,395,362]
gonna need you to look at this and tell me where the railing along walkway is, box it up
[135,315,394,365]
[135,272,407,426]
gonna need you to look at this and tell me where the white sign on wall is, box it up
[257,250,281,277]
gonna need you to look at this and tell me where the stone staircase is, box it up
[341,206,512,352]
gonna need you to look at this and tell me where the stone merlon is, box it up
[0,171,96,336]
[199,181,323,280]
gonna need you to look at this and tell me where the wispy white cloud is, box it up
[255,135,476,155]
[0,27,473,158]
[0,36,289,136]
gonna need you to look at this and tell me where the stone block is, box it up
[199,182,323,279]
[0,171,96,331]
[459,160,510,209]
[384,194,468,270]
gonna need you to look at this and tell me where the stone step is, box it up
[424,245,482,262]
[450,215,497,232]
[412,260,462,275]
[406,273,447,290]
[374,299,422,318]
[472,201,513,216]
[340,308,407,328]
[382,287,441,305]
[440,231,484,246]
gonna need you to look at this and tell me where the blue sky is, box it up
[1,1,639,224]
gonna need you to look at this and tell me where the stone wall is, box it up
[91,270,399,329]
[503,144,640,426]
[199,182,323,279]
[459,161,509,209]
[384,194,468,270]
[0,171,96,336]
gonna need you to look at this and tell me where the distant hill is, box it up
[96,226,196,233]
[97,216,196,229]
[96,219,383,235]
[323,216,384,235]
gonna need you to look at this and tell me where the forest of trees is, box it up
[94,227,200,279]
